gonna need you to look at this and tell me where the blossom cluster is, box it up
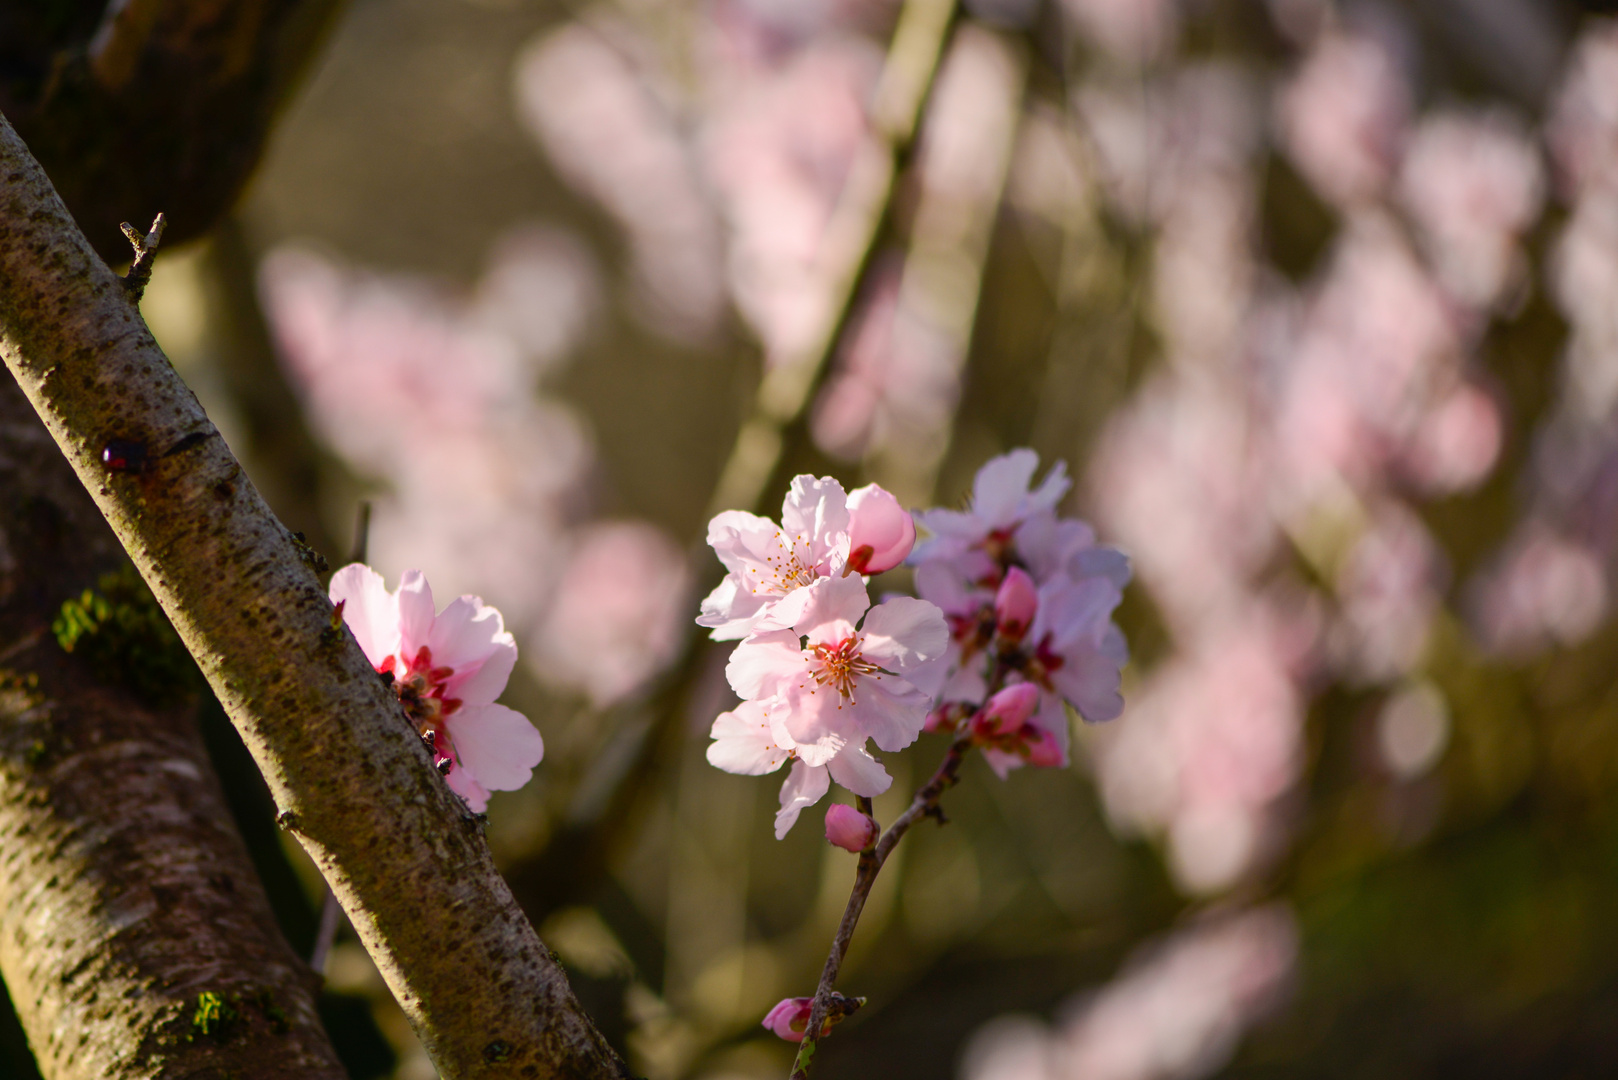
[700,451,1131,840]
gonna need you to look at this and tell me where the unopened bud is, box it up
[846,484,916,575]
[825,803,878,852]
[974,683,1040,737]
[994,567,1038,641]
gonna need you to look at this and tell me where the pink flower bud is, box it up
[994,567,1038,641]
[824,803,878,852]
[846,484,916,575]
[974,683,1040,737]
[762,997,816,1042]
[1024,725,1066,768]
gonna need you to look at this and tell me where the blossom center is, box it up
[748,531,819,595]
[387,645,464,745]
[806,636,881,699]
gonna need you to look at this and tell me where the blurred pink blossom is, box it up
[1091,612,1305,894]
[963,905,1298,1080]
[1398,109,1544,309]
[1330,503,1443,683]
[1472,525,1609,658]
[1060,0,1179,64]
[515,23,725,339]
[1547,21,1618,199]
[532,522,692,708]
[1277,31,1411,208]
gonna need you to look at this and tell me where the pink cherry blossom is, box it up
[846,483,916,575]
[705,698,894,838]
[911,449,1071,565]
[1024,575,1129,726]
[698,474,852,640]
[824,803,878,852]
[330,564,544,813]
[762,997,817,1042]
[726,574,949,758]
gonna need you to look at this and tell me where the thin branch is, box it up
[120,212,165,301]
[708,0,958,517]
[789,741,972,1080]
[0,114,631,1080]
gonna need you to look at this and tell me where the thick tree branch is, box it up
[0,0,344,263]
[0,368,345,1078]
[0,114,633,1080]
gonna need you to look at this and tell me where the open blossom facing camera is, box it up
[698,475,919,640]
[330,564,545,813]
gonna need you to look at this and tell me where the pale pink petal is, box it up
[791,574,870,643]
[825,743,892,797]
[329,563,399,669]
[1026,458,1071,514]
[775,758,831,838]
[707,700,794,775]
[396,570,437,658]
[431,595,518,705]
[859,597,949,695]
[780,474,851,570]
[726,629,808,700]
[1050,627,1128,723]
[848,678,933,752]
[446,702,545,793]
[446,764,494,814]
[972,449,1041,528]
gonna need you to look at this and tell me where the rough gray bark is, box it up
[0,0,344,263]
[0,113,634,1080]
[0,368,346,1077]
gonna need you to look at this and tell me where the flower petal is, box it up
[780,475,850,571]
[972,449,1040,528]
[726,629,807,701]
[447,703,545,793]
[774,758,830,839]
[860,597,949,696]
[791,574,870,643]
[431,595,518,705]
[446,764,493,813]
[825,742,892,798]
[396,569,437,658]
[707,700,794,776]
[329,563,399,670]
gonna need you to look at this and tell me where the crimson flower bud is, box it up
[824,803,878,852]
[846,484,916,575]
[993,567,1039,641]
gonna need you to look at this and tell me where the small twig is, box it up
[789,741,972,1080]
[346,501,372,567]
[120,213,166,302]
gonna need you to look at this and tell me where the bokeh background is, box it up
[14,0,1618,1076]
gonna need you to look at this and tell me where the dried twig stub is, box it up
[120,212,166,301]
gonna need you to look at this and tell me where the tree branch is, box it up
[0,113,633,1080]
[0,367,346,1078]
[1,0,345,263]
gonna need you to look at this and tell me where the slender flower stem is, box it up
[789,741,972,1079]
